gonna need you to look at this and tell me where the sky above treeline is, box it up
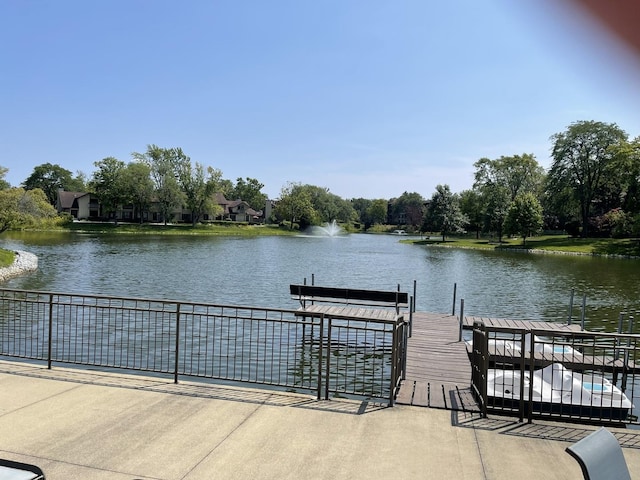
[1,0,639,200]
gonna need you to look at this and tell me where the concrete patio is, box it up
[1,360,639,479]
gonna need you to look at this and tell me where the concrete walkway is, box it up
[1,361,639,480]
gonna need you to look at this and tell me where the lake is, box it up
[2,231,639,332]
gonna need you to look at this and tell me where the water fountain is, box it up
[306,220,344,237]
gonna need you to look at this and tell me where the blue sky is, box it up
[1,0,639,200]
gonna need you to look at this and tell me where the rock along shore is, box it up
[0,250,38,282]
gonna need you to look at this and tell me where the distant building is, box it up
[56,190,100,219]
[56,190,266,224]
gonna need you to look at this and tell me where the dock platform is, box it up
[395,312,479,411]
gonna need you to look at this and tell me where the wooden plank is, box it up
[395,380,414,405]
[412,381,429,407]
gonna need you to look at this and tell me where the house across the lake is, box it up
[56,189,266,224]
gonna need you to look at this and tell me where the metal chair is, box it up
[0,458,45,479]
[566,427,631,480]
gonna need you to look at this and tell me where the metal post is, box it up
[580,293,586,331]
[174,303,181,384]
[317,314,324,400]
[567,288,574,324]
[452,283,457,316]
[47,294,54,370]
[324,318,332,400]
[458,299,464,342]
[413,280,417,314]
[622,315,634,392]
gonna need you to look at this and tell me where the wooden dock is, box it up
[462,315,583,332]
[395,312,595,411]
[395,312,479,411]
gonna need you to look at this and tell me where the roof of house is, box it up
[57,191,91,209]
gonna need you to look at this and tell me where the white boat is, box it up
[391,229,407,235]
[487,363,633,421]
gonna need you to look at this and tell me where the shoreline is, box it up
[0,250,38,282]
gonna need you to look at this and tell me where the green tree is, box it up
[230,177,267,211]
[133,145,184,225]
[423,184,467,241]
[474,154,544,201]
[367,199,388,227]
[274,182,315,230]
[612,136,640,216]
[176,154,224,226]
[121,162,154,223]
[90,157,126,221]
[0,188,58,233]
[0,166,10,190]
[459,189,484,239]
[548,120,628,237]
[504,192,544,245]
[22,163,77,205]
[483,185,511,242]
[389,192,425,228]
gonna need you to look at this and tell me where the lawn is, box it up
[0,248,15,268]
[60,221,299,236]
[407,235,640,257]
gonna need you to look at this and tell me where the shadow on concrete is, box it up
[450,409,640,449]
[0,360,388,416]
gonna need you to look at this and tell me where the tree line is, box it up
[1,120,639,239]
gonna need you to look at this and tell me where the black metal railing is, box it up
[470,322,640,425]
[0,288,408,405]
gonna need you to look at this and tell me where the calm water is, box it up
[2,231,639,332]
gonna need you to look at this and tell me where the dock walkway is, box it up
[395,312,478,411]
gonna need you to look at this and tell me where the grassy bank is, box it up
[407,235,640,257]
[0,248,15,268]
[59,221,299,236]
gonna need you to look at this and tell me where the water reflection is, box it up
[2,232,639,332]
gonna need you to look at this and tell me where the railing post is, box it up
[567,288,574,324]
[174,303,181,384]
[527,332,536,424]
[580,293,587,331]
[47,293,54,370]
[412,280,417,314]
[317,314,324,400]
[452,283,457,316]
[458,298,464,342]
[324,317,331,400]
[390,321,399,406]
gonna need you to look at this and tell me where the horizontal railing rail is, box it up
[0,288,407,405]
[470,322,640,425]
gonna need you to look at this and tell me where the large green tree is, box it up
[423,184,467,241]
[389,192,425,228]
[121,162,154,223]
[459,189,484,239]
[473,154,544,201]
[548,120,628,237]
[22,163,85,205]
[0,166,9,190]
[176,154,224,226]
[90,157,126,221]
[0,188,58,233]
[133,145,184,225]
[504,192,544,245]
[274,182,315,230]
[230,177,267,211]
